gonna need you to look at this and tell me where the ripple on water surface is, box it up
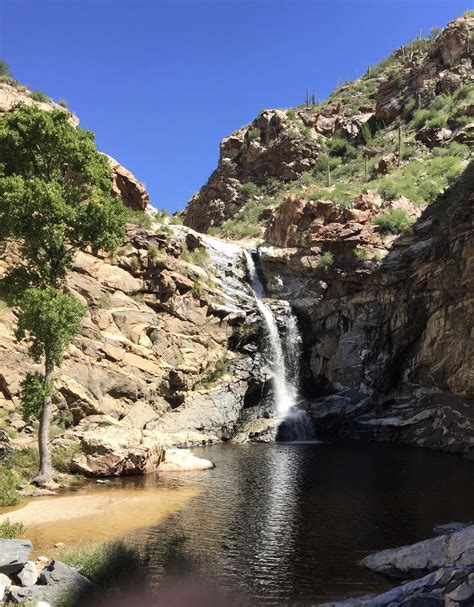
[140,442,474,606]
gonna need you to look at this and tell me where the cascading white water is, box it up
[244,249,300,416]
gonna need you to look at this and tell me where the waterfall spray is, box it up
[244,250,301,417]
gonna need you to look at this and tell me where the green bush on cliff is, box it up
[317,251,334,270]
[248,127,261,141]
[29,90,50,103]
[372,208,412,234]
[182,246,210,267]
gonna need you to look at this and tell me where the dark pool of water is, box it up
[119,442,474,606]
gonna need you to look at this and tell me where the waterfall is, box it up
[243,250,300,417]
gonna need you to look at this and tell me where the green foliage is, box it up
[287,109,296,120]
[0,105,127,288]
[58,99,68,108]
[301,127,312,140]
[360,122,373,146]
[329,137,357,159]
[129,254,140,270]
[312,153,342,176]
[317,251,334,270]
[15,288,84,366]
[20,371,53,421]
[182,246,210,267]
[354,246,368,261]
[248,127,261,141]
[372,208,413,234]
[126,209,153,229]
[240,182,257,197]
[0,469,21,506]
[58,540,141,592]
[58,409,74,429]
[148,244,161,262]
[0,447,40,504]
[0,518,25,539]
[52,442,82,473]
[429,27,441,39]
[0,60,10,78]
[29,91,50,103]
[389,72,404,89]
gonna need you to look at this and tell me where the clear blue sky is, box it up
[0,0,469,212]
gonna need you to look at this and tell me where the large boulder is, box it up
[71,423,164,477]
[0,540,33,576]
[361,524,474,578]
[107,155,150,211]
[8,559,94,605]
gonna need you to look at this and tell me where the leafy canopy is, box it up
[15,287,85,365]
[0,104,127,288]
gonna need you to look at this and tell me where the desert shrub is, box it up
[372,208,412,234]
[329,137,357,158]
[58,409,74,429]
[182,246,210,267]
[148,244,161,262]
[360,122,373,146]
[248,127,261,141]
[29,90,49,103]
[0,60,10,78]
[312,153,342,175]
[317,251,334,270]
[354,246,368,261]
[427,113,448,129]
[129,254,140,270]
[403,96,417,118]
[126,209,153,230]
[301,127,312,140]
[58,99,68,108]
[389,72,404,89]
[0,518,25,539]
[287,109,296,120]
[52,443,82,473]
[0,469,21,507]
[219,220,261,239]
[240,182,257,197]
[410,108,434,130]
[433,142,469,158]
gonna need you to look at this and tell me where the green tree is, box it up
[0,105,127,486]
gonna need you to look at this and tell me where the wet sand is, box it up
[0,485,200,556]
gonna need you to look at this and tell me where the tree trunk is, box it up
[33,357,55,487]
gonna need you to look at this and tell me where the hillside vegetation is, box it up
[183,12,473,240]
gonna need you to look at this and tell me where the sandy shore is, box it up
[0,485,199,555]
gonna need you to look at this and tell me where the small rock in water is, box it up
[96,479,110,484]
[17,560,38,586]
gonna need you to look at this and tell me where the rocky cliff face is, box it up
[180,13,474,457]
[259,162,473,457]
[0,219,280,451]
[182,14,473,237]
